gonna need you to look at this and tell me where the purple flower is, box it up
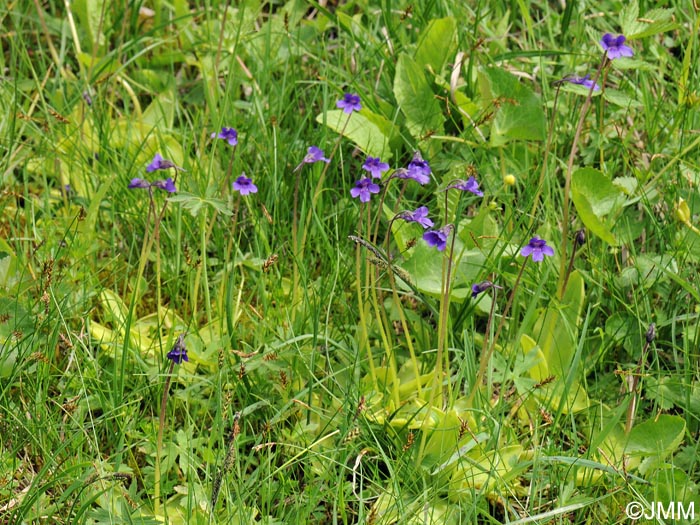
[406,152,431,185]
[295,146,330,171]
[398,206,434,229]
[211,127,238,146]
[151,178,177,193]
[520,236,554,262]
[350,177,380,203]
[336,93,362,114]
[146,153,181,172]
[562,74,601,91]
[446,176,484,197]
[232,174,258,196]
[166,334,188,364]
[471,281,494,299]
[423,225,452,251]
[600,34,634,60]
[128,178,151,189]
[128,177,177,193]
[362,156,390,179]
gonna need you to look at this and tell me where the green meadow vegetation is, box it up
[1,0,700,523]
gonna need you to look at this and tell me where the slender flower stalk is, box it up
[154,334,188,515]
[469,237,554,405]
[557,54,608,299]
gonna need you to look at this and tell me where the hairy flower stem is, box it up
[154,359,176,516]
[383,212,422,398]
[529,86,561,224]
[295,116,352,311]
[557,57,607,299]
[469,259,527,405]
[355,211,378,392]
[210,412,241,516]
[190,211,214,325]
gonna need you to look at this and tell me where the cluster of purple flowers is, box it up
[130,127,261,197]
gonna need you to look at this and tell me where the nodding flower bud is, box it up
[645,323,656,344]
[575,229,586,246]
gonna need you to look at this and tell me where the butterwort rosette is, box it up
[600,33,634,60]
[520,236,554,262]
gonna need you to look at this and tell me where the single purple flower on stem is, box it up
[295,146,330,171]
[406,152,431,185]
[146,153,181,172]
[336,93,362,114]
[350,177,380,203]
[151,178,177,193]
[561,74,601,91]
[233,174,258,196]
[600,34,634,60]
[128,178,151,190]
[446,176,484,197]
[471,280,497,299]
[520,236,555,262]
[362,156,390,179]
[211,127,238,146]
[166,334,188,364]
[423,225,452,252]
[398,206,434,229]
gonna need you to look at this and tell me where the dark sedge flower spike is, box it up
[295,146,330,172]
[350,177,380,203]
[211,127,238,146]
[336,92,362,114]
[232,173,258,196]
[406,152,431,185]
[398,206,434,229]
[423,224,453,252]
[146,153,182,173]
[166,334,188,364]
[446,176,484,197]
[362,156,390,179]
[560,74,600,91]
[600,33,634,60]
[520,236,554,262]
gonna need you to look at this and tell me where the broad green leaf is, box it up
[415,18,457,73]
[477,67,546,145]
[317,110,392,159]
[168,193,233,218]
[142,85,176,130]
[625,415,685,474]
[603,89,643,108]
[520,334,548,380]
[393,53,445,141]
[571,167,624,246]
[529,272,588,413]
[73,0,110,52]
